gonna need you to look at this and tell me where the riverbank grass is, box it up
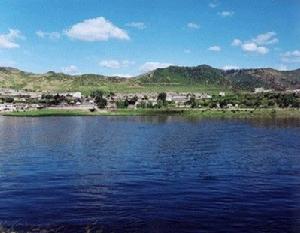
[2,108,300,118]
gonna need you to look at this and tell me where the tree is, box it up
[189,96,197,108]
[116,100,128,108]
[95,96,107,108]
[4,97,14,103]
[91,90,107,109]
[157,92,167,102]
[157,92,167,107]
[90,90,104,98]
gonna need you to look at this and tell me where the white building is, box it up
[254,88,272,93]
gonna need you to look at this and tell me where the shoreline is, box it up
[2,108,300,118]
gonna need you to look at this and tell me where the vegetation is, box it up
[91,90,107,108]
[3,108,300,118]
[146,92,300,110]
[139,65,300,91]
[1,65,300,95]
[2,109,97,117]
[157,92,167,107]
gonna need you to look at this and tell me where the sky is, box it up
[0,0,299,76]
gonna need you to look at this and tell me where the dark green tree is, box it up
[91,90,107,109]
[157,92,167,102]
[90,90,104,98]
[189,96,197,108]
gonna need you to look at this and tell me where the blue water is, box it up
[0,116,299,233]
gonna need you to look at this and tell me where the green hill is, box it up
[224,68,300,91]
[139,65,300,91]
[1,65,300,94]
[139,65,227,85]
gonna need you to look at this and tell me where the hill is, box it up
[139,65,300,91]
[224,68,300,91]
[0,65,299,94]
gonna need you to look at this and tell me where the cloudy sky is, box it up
[0,0,299,76]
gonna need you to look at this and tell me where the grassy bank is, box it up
[183,108,300,119]
[2,108,300,118]
[2,108,186,117]
[2,109,98,117]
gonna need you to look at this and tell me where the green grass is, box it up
[3,109,97,117]
[183,108,300,119]
[3,108,300,118]
[0,69,231,95]
[2,108,187,117]
[45,83,231,96]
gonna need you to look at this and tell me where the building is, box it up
[254,87,272,93]
[59,92,82,99]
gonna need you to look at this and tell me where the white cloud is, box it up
[62,65,80,75]
[125,22,146,30]
[232,32,278,55]
[140,62,172,72]
[231,39,242,46]
[241,42,269,54]
[252,32,278,45]
[218,11,234,17]
[187,22,200,29]
[36,30,60,40]
[184,49,191,54]
[208,45,221,52]
[65,17,130,41]
[209,1,219,8]
[281,50,300,63]
[222,65,240,70]
[99,59,135,69]
[0,29,23,49]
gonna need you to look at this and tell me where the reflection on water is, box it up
[247,117,300,128]
[0,116,299,233]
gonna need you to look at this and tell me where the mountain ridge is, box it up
[1,65,300,93]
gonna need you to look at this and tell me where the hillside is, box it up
[0,65,300,94]
[0,67,138,94]
[139,65,300,91]
[224,68,300,91]
[139,65,226,85]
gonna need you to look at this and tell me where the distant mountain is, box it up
[0,65,300,94]
[0,67,135,94]
[139,65,300,91]
[139,65,227,85]
[224,68,300,91]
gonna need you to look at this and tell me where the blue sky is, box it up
[0,0,299,76]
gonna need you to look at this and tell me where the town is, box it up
[1,87,300,113]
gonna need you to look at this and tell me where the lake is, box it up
[0,116,299,233]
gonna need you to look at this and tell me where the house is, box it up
[60,92,82,99]
[107,102,117,109]
[286,89,300,94]
[166,96,172,102]
[254,87,272,93]
[219,92,226,97]
[147,97,157,106]
[0,104,5,111]
[202,93,212,99]
[226,103,233,108]
[168,93,189,103]
[0,104,16,112]
[30,104,41,109]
